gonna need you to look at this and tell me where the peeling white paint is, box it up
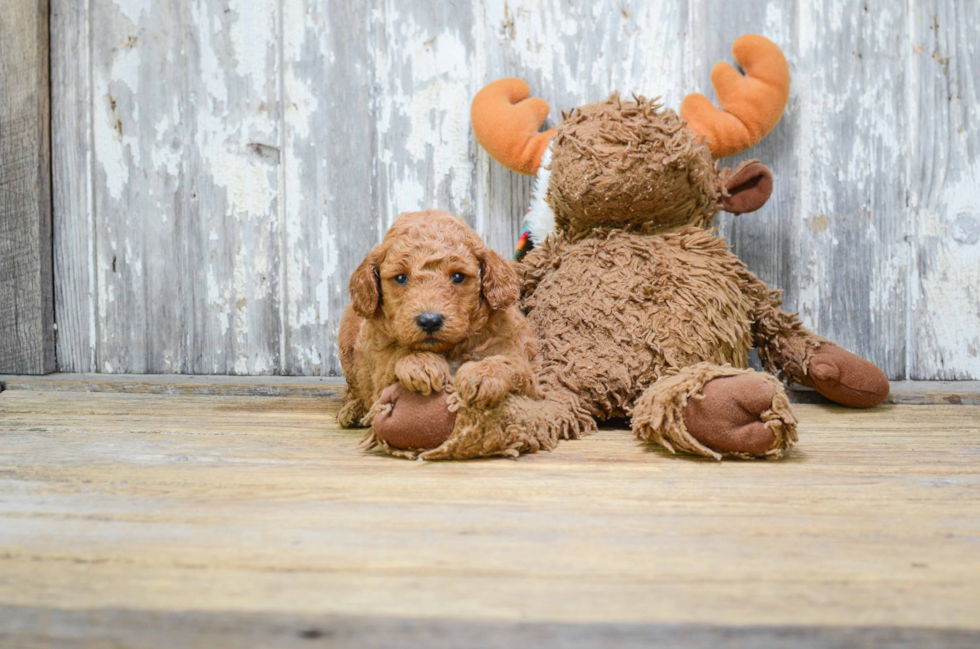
[375,11,474,221]
[113,0,152,26]
[228,0,278,86]
[61,0,979,379]
[911,163,980,378]
[94,45,141,201]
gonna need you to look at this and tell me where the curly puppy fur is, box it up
[337,210,541,432]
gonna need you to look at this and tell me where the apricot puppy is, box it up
[337,209,540,451]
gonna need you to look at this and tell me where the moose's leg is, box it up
[753,292,889,408]
[361,384,458,454]
[417,384,594,461]
[632,363,798,460]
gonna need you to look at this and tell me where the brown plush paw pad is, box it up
[806,345,889,408]
[373,384,457,451]
[683,375,778,455]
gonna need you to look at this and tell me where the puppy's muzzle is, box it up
[415,312,445,334]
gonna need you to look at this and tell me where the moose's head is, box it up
[471,35,790,245]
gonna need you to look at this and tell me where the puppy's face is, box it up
[349,211,518,354]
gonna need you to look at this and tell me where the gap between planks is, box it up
[0,374,978,405]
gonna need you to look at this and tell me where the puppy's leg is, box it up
[337,388,368,428]
[394,352,452,394]
[452,355,541,409]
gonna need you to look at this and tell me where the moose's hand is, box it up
[372,383,456,451]
[803,345,889,408]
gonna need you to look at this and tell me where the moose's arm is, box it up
[750,286,826,385]
[748,280,889,408]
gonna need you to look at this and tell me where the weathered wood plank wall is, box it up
[0,0,55,374]
[49,0,979,379]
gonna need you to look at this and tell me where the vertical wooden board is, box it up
[909,0,980,380]
[89,0,283,374]
[372,0,478,231]
[51,0,95,373]
[685,2,801,313]
[473,0,689,255]
[789,0,909,379]
[281,0,381,376]
[0,0,55,374]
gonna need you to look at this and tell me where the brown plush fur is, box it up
[549,95,720,236]
[521,225,824,423]
[523,97,830,458]
[452,95,863,461]
[338,210,541,448]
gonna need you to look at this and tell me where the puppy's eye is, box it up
[394,274,409,285]
[450,272,466,284]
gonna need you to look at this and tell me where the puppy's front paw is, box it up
[453,361,510,408]
[394,353,452,395]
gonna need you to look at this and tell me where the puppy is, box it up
[337,210,540,445]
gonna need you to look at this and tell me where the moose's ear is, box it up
[481,249,519,310]
[349,250,381,318]
[720,162,773,214]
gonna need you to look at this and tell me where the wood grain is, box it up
[908,0,980,379]
[2,374,979,405]
[0,0,54,375]
[0,389,978,637]
[51,0,96,374]
[792,0,911,380]
[67,0,285,374]
[280,0,382,376]
[49,0,979,378]
[3,607,978,649]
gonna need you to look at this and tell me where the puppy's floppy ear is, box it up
[481,248,520,310]
[349,250,381,318]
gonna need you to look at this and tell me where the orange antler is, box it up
[471,78,556,175]
[680,34,790,158]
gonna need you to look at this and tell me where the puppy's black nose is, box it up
[415,312,445,333]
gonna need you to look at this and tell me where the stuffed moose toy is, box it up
[355,34,889,460]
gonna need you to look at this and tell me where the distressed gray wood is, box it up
[49,0,980,379]
[909,0,980,379]
[791,0,910,379]
[0,0,54,374]
[83,0,284,374]
[51,0,95,373]
[280,0,383,376]
[3,607,978,649]
[373,1,479,229]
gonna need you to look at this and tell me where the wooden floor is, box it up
[1,377,979,647]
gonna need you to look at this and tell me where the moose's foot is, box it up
[683,375,782,455]
[804,345,889,408]
[418,394,561,461]
[633,363,798,460]
[363,383,457,455]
